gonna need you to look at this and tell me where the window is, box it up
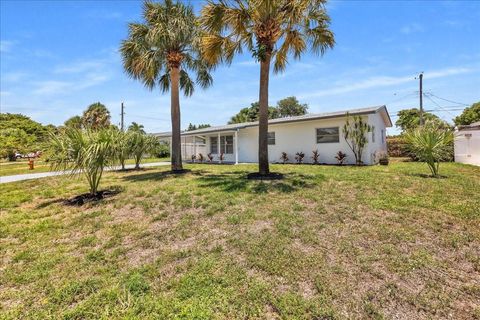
[372,129,375,143]
[221,135,234,154]
[381,129,385,144]
[316,127,339,143]
[210,137,218,153]
[268,132,275,145]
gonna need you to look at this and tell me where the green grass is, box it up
[0,162,479,319]
[0,157,170,177]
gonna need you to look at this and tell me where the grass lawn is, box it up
[0,158,170,177]
[0,162,479,319]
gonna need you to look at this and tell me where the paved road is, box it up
[0,162,170,184]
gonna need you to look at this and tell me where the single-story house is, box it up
[454,121,480,166]
[153,105,392,165]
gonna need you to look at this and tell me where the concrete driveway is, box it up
[0,162,170,184]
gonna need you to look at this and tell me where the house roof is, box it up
[152,105,392,137]
[458,121,480,131]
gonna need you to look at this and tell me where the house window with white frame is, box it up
[316,127,340,143]
[221,135,234,154]
[372,129,375,143]
[210,137,218,153]
[268,132,275,145]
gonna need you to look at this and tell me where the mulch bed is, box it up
[64,189,122,206]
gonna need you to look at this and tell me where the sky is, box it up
[1,0,479,135]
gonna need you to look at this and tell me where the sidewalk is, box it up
[0,162,170,184]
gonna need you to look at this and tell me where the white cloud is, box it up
[54,60,106,74]
[300,67,475,99]
[400,23,424,34]
[32,81,72,95]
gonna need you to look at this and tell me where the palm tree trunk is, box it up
[258,53,271,175]
[170,66,183,172]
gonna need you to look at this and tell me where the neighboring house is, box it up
[154,105,392,165]
[454,121,480,166]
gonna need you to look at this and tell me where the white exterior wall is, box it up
[366,113,388,164]
[454,130,480,166]
[237,113,387,165]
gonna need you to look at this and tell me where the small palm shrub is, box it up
[280,152,289,164]
[312,150,320,164]
[207,153,214,162]
[129,132,161,169]
[405,122,453,177]
[49,128,119,195]
[295,152,305,164]
[335,151,347,165]
[198,153,204,163]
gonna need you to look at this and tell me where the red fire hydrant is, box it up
[28,159,34,170]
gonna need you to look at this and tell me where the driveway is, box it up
[0,162,170,184]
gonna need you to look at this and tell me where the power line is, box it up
[423,93,456,117]
[426,93,470,106]
[128,113,170,121]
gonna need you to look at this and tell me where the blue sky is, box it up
[1,0,479,135]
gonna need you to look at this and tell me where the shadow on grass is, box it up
[36,186,124,208]
[196,171,324,193]
[122,169,208,182]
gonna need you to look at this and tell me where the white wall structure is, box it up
[153,105,392,165]
[454,121,480,166]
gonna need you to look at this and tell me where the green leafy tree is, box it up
[121,0,212,172]
[64,116,83,129]
[200,0,334,175]
[0,113,54,160]
[82,102,111,130]
[405,121,454,177]
[395,108,445,132]
[342,114,373,165]
[49,128,119,195]
[228,102,278,124]
[0,128,34,160]
[454,102,480,126]
[276,96,308,117]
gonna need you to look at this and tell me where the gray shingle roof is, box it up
[152,105,391,137]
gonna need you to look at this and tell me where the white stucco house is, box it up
[454,121,480,166]
[154,105,392,165]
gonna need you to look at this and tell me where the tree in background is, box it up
[82,102,111,130]
[454,102,480,126]
[128,122,146,134]
[200,0,334,175]
[0,113,55,160]
[64,116,83,129]
[228,102,279,124]
[186,123,211,131]
[342,114,373,165]
[276,96,308,117]
[395,108,446,132]
[405,121,453,177]
[0,128,34,161]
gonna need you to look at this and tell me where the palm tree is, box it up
[82,102,111,130]
[200,0,334,175]
[128,122,145,134]
[121,0,213,172]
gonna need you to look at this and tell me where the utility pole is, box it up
[419,73,424,125]
[120,102,125,132]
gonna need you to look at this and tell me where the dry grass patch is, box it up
[0,162,479,319]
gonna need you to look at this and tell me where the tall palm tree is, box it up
[121,0,212,172]
[200,0,334,175]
